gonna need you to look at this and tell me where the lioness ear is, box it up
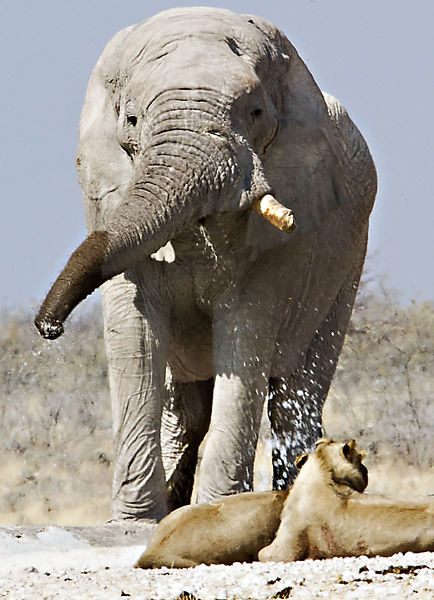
[295,453,308,470]
[342,440,356,459]
[360,463,369,488]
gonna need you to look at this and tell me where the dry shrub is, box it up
[323,284,433,495]
[0,284,432,524]
[0,302,112,524]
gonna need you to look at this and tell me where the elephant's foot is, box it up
[111,440,169,523]
[110,498,167,524]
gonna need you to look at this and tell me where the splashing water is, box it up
[267,376,324,488]
[198,224,218,263]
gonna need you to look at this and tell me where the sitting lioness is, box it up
[135,488,289,568]
[259,438,434,562]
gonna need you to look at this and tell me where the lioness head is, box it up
[295,438,368,494]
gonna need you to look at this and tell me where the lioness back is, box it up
[135,488,289,568]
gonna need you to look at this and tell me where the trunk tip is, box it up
[34,315,64,340]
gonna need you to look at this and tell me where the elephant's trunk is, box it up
[34,178,208,339]
[35,230,110,339]
[35,97,295,339]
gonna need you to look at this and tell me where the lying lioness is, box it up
[135,438,367,569]
[135,488,289,568]
[259,438,434,562]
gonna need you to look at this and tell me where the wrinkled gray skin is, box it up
[35,8,376,522]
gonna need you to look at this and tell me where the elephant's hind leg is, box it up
[162,378,213,512]
[268,374,323,488]
[268,263,362,489]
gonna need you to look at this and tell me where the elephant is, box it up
[35,7,377,522]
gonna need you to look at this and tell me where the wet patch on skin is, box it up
[316,524,349,559]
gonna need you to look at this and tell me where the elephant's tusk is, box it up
[252,194,296,233]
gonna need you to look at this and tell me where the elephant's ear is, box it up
[76,26,136,232]
[261,42,374,238]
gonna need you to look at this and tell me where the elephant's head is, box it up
[35,8,371,339]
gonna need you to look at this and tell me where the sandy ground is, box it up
[0,524,433,599]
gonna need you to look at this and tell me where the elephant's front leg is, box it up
[196,310,275,503]
[196,373,267,502]
[101,269,170,522]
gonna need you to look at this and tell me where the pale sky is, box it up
[1,0,433,308]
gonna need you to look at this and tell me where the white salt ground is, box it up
[0,526,432,599]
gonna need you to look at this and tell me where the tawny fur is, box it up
[135,488,289,568]
[259,439,434,562]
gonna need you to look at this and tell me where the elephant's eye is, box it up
[251,108,263,119]
[126,115,137,127]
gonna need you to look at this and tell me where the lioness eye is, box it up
[295,453,308,470]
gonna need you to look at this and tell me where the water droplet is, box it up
[198,224,218,263]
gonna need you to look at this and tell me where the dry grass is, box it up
[0,303,112,525]
[0,289,432,525]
